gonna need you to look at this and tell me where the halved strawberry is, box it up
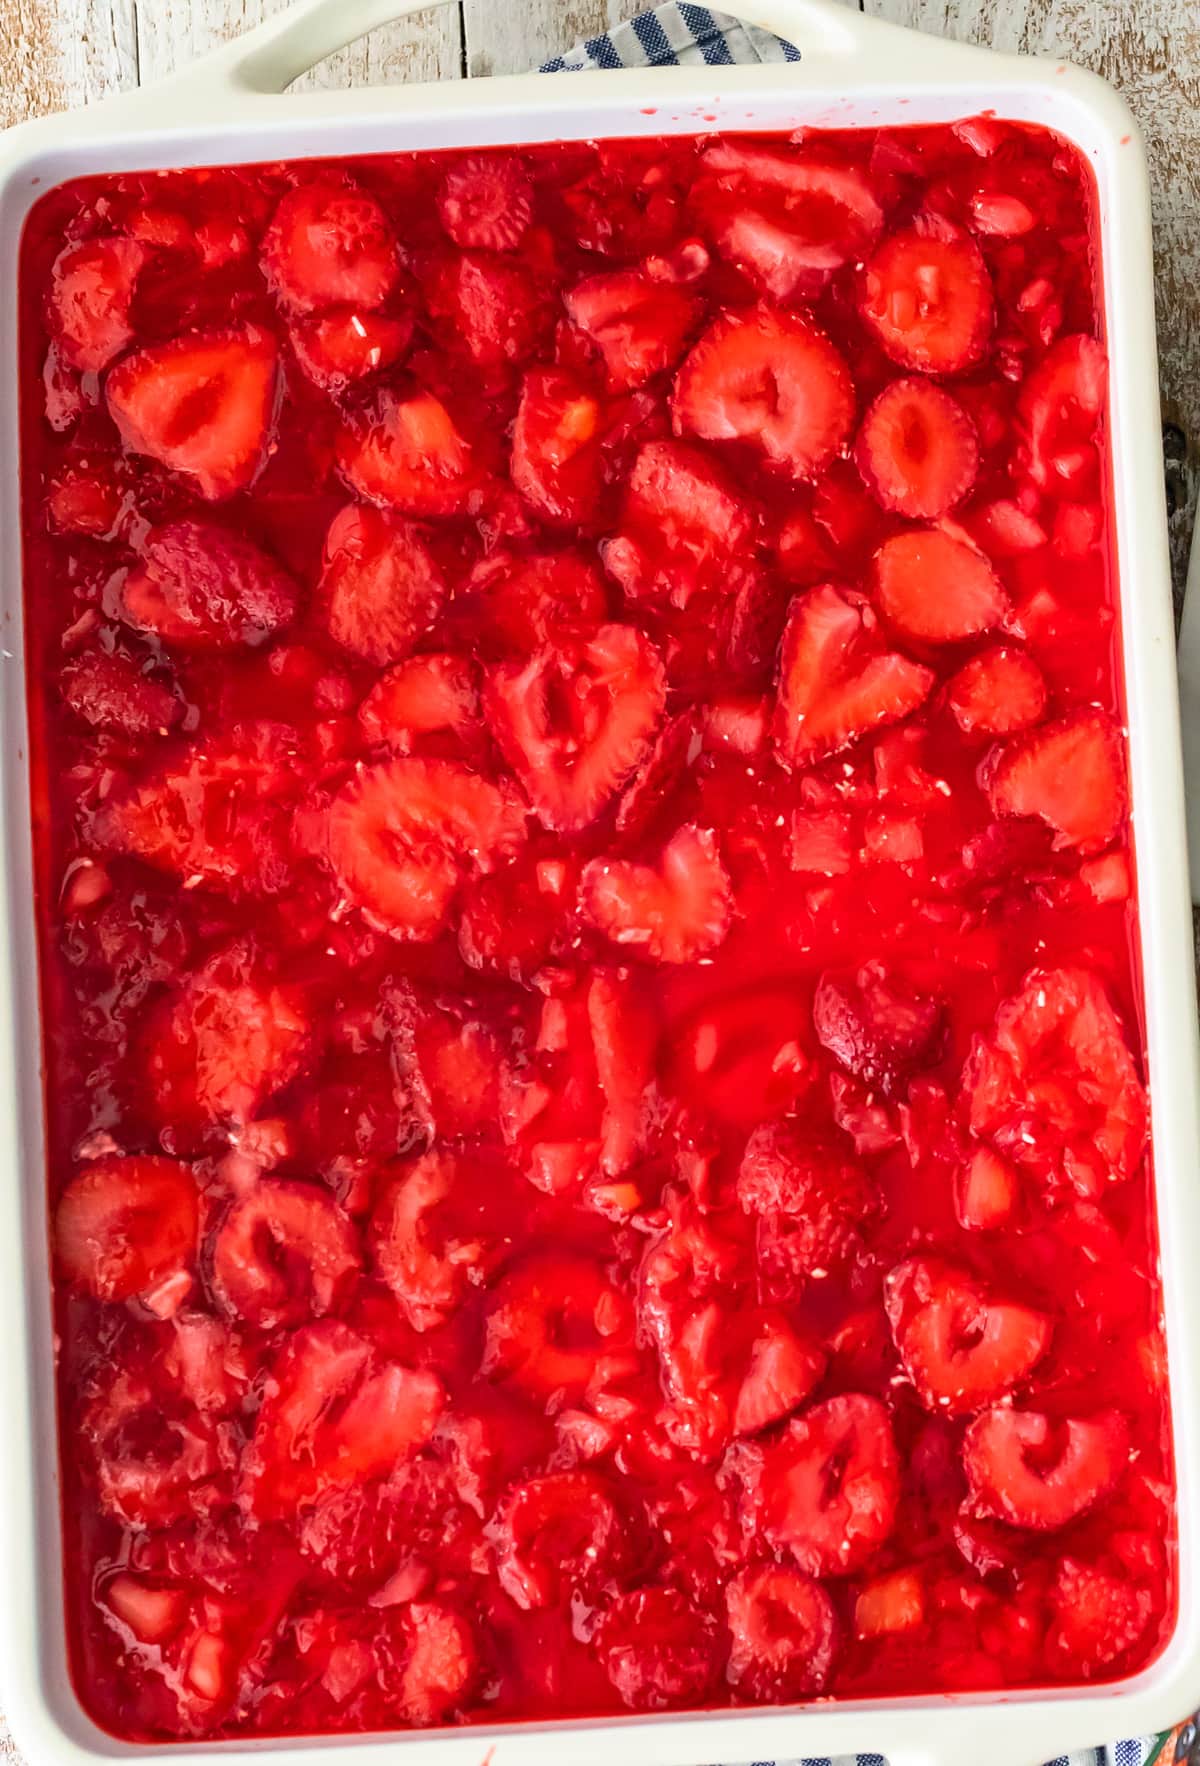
[738,1393,901,1576]
[774,584,935,767]
[1046,1558,1153,1677]
[358,652,478,751]
[122,519,298,650]
[964,965,1147,1194]
[486,623,665,832]
[601,438,756,609]
[594,1587,722,1712]
[368,1151,483,1332]
[261,180,397,314]
[873,528,1008,644]
[812,961,943,1095]
[733,1318,826,1437]
[387,1601,479,1727]
[988,710,1127,853]
[106,324,279,501]
[962,1406,1128,1530]
[673,308,854,479]
[289,307,411,393]
[947,645,1047,735]
[61,650,179,738]
[482,1252,633,1404]
[467,548,609,653]
[510,367,604,527]
[854,1569,925,1639]
[587,968,658,1176]
[48,236,146,371]
[437,153,533,252]
[423,249,548,372]
[318,503,444,666]
[737,1123,875,1290]
[1018,334,1106,496]
[581,824,733,965]
[564,270,700,388]
[855,378,979,518]
[324,756,526,939]
[956,1144,1020,1230]
[670,984,812,1129]
[337,390,483,516]
[885,1257,1050,1415]
[860,227,994,373]
[210,1181,360,1330]
[55,1155,199,1301]
[725,1564,837,1701]
[241,1322,443,1519]
[494,1470,630,1610]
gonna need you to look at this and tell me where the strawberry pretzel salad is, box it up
[18,121,1170,1740]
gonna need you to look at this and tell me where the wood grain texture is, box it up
[463,0,626,76]
[0,0,137,126]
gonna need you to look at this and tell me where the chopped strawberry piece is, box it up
[988,710,1127,853]
[885,1256,1050,1414]
[122,519,298,649]
[601,439,756,608]
[564,270,700,388]
[704,695,767,756]
[670,984,812,1129]
[673,307,854,479]
[855,1569,925,1638]
[726,1564,838,1699]
[437,154,533,252]
[486,623,665,832]
[457,849,575,980]
[812,961,943,1095]
[510,367,603,526]
[48,236,146,371]
[210,1181,360,1330]
[738,1393,901,1575]
[966,497,1049,557]
[855,378,979,519]
[774,584,935,767]
[594,1587,722,1712]
[391,987,510,1140]
[947,645,1047,735]
[47,463,125,536]
[318,504,444,666]
[289,307,411,393]
[861,227,994,373]
[358,652,478,750]
[424,250,548,372]
[962,1406,1128,1530]
[1080,848,1131,904]
[494,1470,630,1609]
[337,390,482,516]
[581,824,733,964]
[261,181,397,313]
[1046,1558,1153,1677]
[61,650,179,737]
[1019,334,1106,496]
[873,529,1008,644]
[106,324,279,500]
[467,548,609,653]
[613,710,698,838]
[956,1145,1020,1230]
[789,808,855,875]
[733,1318,826,1436]
[368,1151,483,1332]
[55,1155,199,1301]
[103,1575,189,1646]
[587,969,658,1175]
[388,1602,479,1726]
[738,1123,875,1289]
[482,1253,633,1404]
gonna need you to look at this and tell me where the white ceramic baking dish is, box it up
[1,1,1198,1761]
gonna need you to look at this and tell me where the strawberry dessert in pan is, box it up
[19,121,1169,1741]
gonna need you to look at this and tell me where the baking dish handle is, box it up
[1179,519,1200,901]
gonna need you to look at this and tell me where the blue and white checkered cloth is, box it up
[542,14,1175,1766]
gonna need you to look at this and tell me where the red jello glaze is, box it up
[19,122,1170,1742]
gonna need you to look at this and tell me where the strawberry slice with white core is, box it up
[582,824,733,964]
[861,228,994,373]
[564,269,700,388]
[494,1470,629,1609]
[510,367,603,526]
[812,961,943,1095]
[337,390,481,516]
[1047,1558,1154,1676]
[601,438,756,608]
[587,969,658,1175]
[122,519,298,650]
[884,1256,1051,1415]
[855,378,979,519]
[55,1155,199,1301]
[486,623,665,832]
[325,756,527,938]
[437,153,534,252]
[106,324,278,501]
[1019,333,1107,495]
[962,1407,1129,1530]
[289,307,411,393]
[48,236,146,371]
[318,503,444,666]
[873,528,1009,644]
[482,1252,633,1404]
[948,646,1047,735]
[673,307,854,479]
[773,583,935,767]
[368,1151,482,1332]
[261,180,398,313]
[210,1181,360,1330]
[725,1565,838,1701]
[988,709,1128,853]
[358,652,478,751]
[740,1393,901,1576]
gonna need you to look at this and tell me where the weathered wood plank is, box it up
[0,0,137,127]
[462,0,626,77]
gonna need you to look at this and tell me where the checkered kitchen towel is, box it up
[542,12,1191,1766]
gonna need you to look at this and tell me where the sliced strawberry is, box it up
[389,986,510,1139]
[873,528,1008,644]
[494,1470,630,1609]
[467,548,609,653]
[241,1322,443,1519]
[48,236,146,371]
[739,1393,901,1576]
[210,1181,360,1330]
[855,378,979,518]
[337,390,483,516]
[261,180,397,314]
[358,652,478,751]
[106,324,278,501]
[738,1123,875,1291]
[55,1156,199,1301]
[122,519,298,650]
[1046,1558,1153,1677]
[510,367,604,526]
[860,227,994,373]
[956,1144,1020,1230]
[318,503,444,666]
[587,969,658,1176]
[670,984,812,1129]
[673,307,854,479]
[368,1151,483,1332]
[947,646,1047,735]
[962,1406,1129,1531]
[594,1587,722,1712]
[424,249,549,372]
[437,153,533,252]
[774,584,935,767]
[581,824,732,965]
[966,497,1050,558]
[85,1368,225,1530]
[564,269,700,388]
[988,710,1127,853]
[725,1564,837,1700]
[601,438,756,609]
[486,623,665,832]
[885,1257,1050,1415]
[812,961,943,1095]
[964,965,1147,1194]
[289,307,411,393]
[387,1601,479,1726]
[855,1569,925,1639]
[482,1252,633,1405]
[61,650,179,737]
[1018,334,1106,496]
[733,1318,826,1437]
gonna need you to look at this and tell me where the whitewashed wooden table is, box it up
[0,2,1197,1761]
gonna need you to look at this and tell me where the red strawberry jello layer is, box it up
[19,121,1171,1742]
